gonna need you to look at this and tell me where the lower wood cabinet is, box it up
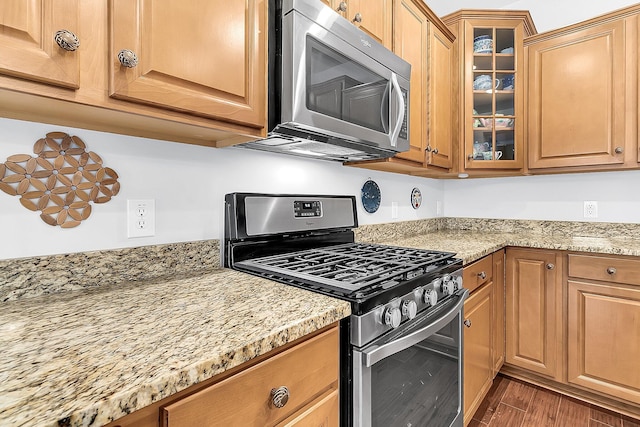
[505,248,563,380]
[504,249,640,419]
[106,324,340,427]
[462,251,505,425]
[567,253,640,406]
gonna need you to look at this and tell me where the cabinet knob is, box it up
[432,148,439,155]
[54,29,80,51]
[546,263,555,270]
[463,319,472,328]
[337,1,347,12]
[607,267,617,275]
[353,12,363,23]
[117,49,139,68]
[477,271,486,280]
[425,145,432,152]
[467,154,474,160]
[615,147,623,154]
[270,386,290,408]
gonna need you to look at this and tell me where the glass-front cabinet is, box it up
[443,11,536,174]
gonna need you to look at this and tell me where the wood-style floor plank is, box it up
[499,378,536,411]
[472,376,640,427]
[472,375,510,424]
[490,402,526,426]
[520,387,561,427]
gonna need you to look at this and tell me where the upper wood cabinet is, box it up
[0,0,80,89]
[322,0,392,48]
[525,7,640,172]
[347,0,455,176]
[0,0,267,149]
[443,11,536,177]
[109,0,266,128]
[505,248,563,381]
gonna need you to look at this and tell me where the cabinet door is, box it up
[347,0,392,49]
[505,248,562,380]
[427,24,454,169]
[527,19,629,169]
[463,282,493,426]
[393,0,428,165]
[109,0,266,129]
[492,249,505,375]
[0,0,79,88]
[567,280,640,404]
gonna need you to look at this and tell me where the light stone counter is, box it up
[0,269,351,427]
[379,231,640,265]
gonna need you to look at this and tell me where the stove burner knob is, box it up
[383,307,402,328]
[423,289,438,307]
[455,275,463,290]
[442,280,455,296]
[401,300,418,319]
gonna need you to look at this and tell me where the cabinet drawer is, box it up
[464,255,493,293]
[568,254,640,286]
[162,327,339,427]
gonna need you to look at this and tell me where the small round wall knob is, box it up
[353,13,363,23]
[337,1,347,12]
[54,29,80,51]
[271,386,290,408]
[117,49,139,68]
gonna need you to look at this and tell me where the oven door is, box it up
[352,290,468,427]
[281,3,409,152]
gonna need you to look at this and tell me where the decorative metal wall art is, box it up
[0,132,120,228]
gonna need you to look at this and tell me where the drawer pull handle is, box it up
[54,29,80,51]
[271,386,290,408]
[477,271,486,280]
[464,319,472,328]
[353,12,363,23]
[117,49,139,68]
[607,267,617,275]
[546,263,555,270]
[337,1,347,12]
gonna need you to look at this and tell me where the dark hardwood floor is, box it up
[470,375,640,427]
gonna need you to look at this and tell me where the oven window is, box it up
[370,321,460,427]
[306,35,388,133]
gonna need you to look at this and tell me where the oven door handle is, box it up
[363,289,468,367]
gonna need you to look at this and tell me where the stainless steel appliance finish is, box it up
[237,0,411,162]
[223,193,466,427]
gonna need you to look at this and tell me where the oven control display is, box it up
[294,200,322,218]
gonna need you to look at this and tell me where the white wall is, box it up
[443,172,640,223]
[426,0,640,33]
[0,118,443,260]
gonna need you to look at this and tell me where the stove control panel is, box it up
[294,200,322,218]
[351,268,464,347]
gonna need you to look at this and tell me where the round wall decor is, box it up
[411,187,422,209]
[361,179,381,213]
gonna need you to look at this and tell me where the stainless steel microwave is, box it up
[237,0,411,162]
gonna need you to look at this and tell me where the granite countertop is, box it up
[382,231,640,265]
[4,220,640,427]
[0,269,351,427]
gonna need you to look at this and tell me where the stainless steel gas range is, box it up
[223,193,468,427]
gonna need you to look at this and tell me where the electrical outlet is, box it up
[584,201,598,218]
[127,199,155,238]
[391,202,398,219]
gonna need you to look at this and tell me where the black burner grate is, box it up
[234,243,455,296]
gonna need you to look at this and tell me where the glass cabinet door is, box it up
[468,26,519,167]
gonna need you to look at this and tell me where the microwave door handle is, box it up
[363,290,468,367]
[380,81,390,134]
[389,73,404,148]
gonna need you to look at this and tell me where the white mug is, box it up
[494,151,503,160]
